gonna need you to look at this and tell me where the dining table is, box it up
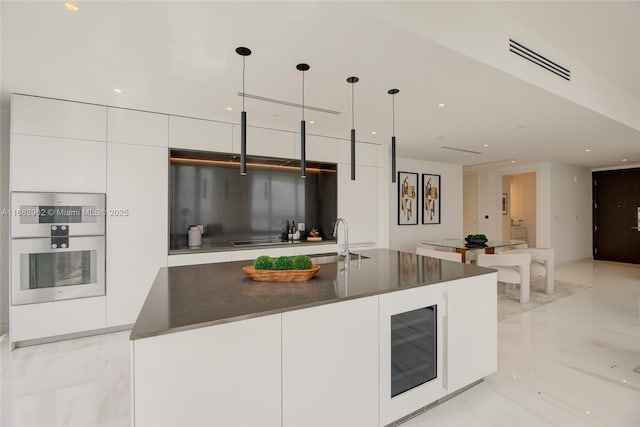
[418,239,527,263]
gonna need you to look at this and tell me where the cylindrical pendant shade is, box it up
[301,120,306,178]
[351,128,356,181]
[391,136,396,183]
[240,111,247,175]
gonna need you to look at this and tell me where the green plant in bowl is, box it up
[253,256,274,270]
[274,256,294,270]
[292,255,313,270]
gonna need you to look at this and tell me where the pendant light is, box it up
[236,46,251,176]
[388,89,399,183]
[347,76,359,180]
[297,63,310,178]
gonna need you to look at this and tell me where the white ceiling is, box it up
[1,1,639,169]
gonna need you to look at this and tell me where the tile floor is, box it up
[1,259,639,426]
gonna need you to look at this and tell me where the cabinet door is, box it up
[106,143,168,326]
[446,273,497,392]
[168,116,232,152]
[232,124,295,158]
[338,140,378,166]
[10,134,106,192]
[10,296,106,342]
[337,163,378,245]
[379,284,447,425]
[293,134,338,163]
[133,314,281,427]
[11,94,107,141]
[282,297,379,426]
[107,108,168,147]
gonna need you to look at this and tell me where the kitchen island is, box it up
[130,249,497,426]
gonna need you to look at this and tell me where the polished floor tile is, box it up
[1,260,639,426]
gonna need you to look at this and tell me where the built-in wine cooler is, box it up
[391,305,437,397]
[380,284,446,425]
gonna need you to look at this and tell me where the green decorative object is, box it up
[292,255,313,270]
[253,256,274,270]
[274,256,294,270]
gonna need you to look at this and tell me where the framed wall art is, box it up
[422,174,441,224]
[398,171,418,225]
[502,193,508,215]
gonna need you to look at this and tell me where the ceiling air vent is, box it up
[238,92,341,115]
[441,146,482,154]
[509,39,571,81]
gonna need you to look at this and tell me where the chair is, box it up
[477,253,531,304]
[509,248,555,294]
[416,247,463,262]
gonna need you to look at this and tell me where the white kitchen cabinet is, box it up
[10,134,106,192]
[337,163,378,246]
[232,124,295,158]
[106,143,168,327]
[10,296,106,343]
[282,296,379,426]
[338,140,378,166]
[293,134,338,163]
[107,108,168,147]
[379,283,447,426]
[168,116,232,152]
[11,94,107,141]
[133,314,281,427]
[446,273,497,392]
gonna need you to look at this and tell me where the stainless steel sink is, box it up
[310,253,369,264]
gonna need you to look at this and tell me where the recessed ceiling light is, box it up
[585,149,591,152]
[622,158,628,162]
[483,144,489,147]
[226,106,233,111]
[309,120,315,124]
[113,88,123,94]
[511,160,516,163]
[438,103,445,108]
[65,2,79,12]
[371,131,377,135]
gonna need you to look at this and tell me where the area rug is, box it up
[497,279,591,321]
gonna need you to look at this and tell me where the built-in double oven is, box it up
[11,192,106,305]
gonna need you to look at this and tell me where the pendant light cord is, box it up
[302,71,305,120]
[351,82,355,129]
[242,56,246,111]
[392,93,395,136]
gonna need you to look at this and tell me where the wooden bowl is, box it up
[242,265,320,282]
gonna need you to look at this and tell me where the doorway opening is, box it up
[502,172,536,247]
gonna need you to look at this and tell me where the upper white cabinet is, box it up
[337,164,378,245]
[232,124,295,158]
[282,297,379,426]
[293,134,338,163]
[11,94,107,141]
[338,140,378,166]
[107,108,168,147]
[168,116,232,152]
[10,134,106,192]
[106,143,168,327]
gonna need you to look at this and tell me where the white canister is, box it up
[188,225,204,247]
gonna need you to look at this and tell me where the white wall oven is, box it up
[11,192,106,305]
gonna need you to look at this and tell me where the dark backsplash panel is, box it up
[169,151,337,250]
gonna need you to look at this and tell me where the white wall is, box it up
[550,162,592,263]
[463,174,478,236]
[389,158,462,253]
[0,106,9,331]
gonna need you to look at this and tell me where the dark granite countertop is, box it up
[131,248,495,340]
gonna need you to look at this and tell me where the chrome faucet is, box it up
[332,218,349,258]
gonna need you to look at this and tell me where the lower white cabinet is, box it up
[282,297,379,426]
[106,143,168,326]
[10,296,106,343]
[446,273,497,391]
[338,163,378,246]
[133,314,282,427]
